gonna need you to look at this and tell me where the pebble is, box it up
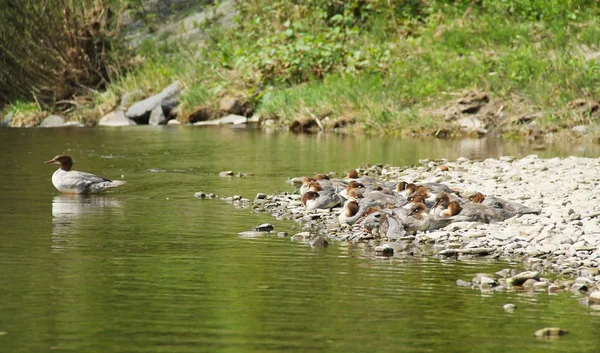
[503,303,517,312]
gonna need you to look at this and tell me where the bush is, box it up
[0,0,124,107]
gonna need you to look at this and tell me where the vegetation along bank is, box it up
[2,0,600,140]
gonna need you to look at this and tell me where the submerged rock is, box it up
[375,245,394,256]
[39,115,65,127]
[194,114,247,126]
[310,236,329,248]
[253,223,274,232]
[534,327,568,338]
[98,111,136,126]
[503,303,517,312]
[238,231,267,238]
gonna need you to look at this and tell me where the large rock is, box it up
[39,115,65,128]
[1,112,13,126]
[508,271,540,286]
[149,105,167,125]
[194,114,247,126]
[589,291,600,303]
[125,81,181,123]
[98,111,136,127]
[456,116,486,133]
[219,97,244,115]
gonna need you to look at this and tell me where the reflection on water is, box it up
[51,194,123,242]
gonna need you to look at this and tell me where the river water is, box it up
[1,126,600,352]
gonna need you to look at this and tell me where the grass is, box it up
[4,0,600,139]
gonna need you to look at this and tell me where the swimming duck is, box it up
[45,154,126,194]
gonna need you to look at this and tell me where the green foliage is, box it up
[6,0,600,133]
[229,0,407,85]
[5,100,40,116]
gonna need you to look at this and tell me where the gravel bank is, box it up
[234,155,600,299]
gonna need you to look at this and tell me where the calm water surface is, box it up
[2,126,600,353]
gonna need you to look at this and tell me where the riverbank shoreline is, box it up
[231,155,600,303]
[4,84,600,144]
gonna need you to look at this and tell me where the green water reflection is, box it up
[1,126,600,352]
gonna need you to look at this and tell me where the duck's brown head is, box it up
[412,186,430,198]
[408,202,427,217]
[347,188,364,200]
[396,181,408,192]
[347,180,365,191]
[302,177,316,185]
[433,192,450,210]
[405,183,418,194]
[401,193,426,207]
[301,191,320,206]
[45,154,73,171]
[346,169,359,179]
[313,173,330,181]
[345,200,361,217]
[469,192,486,203]
[308,181,323,192]
[446,201,463,216]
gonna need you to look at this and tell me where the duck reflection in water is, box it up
[51,194,123,245]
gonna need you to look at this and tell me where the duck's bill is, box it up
[45,159,58,164]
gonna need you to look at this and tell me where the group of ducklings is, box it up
[296,170,540,236]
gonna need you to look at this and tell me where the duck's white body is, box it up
[51,168,126,194]
[46,155,126,194]
[305,189,343,210]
